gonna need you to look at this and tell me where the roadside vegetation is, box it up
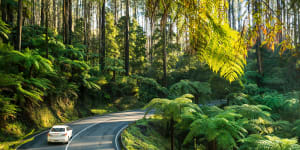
[1,0,300,150]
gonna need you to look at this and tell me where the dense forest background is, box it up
[0,0,300,149]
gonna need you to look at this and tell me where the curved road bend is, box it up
[18,110,145,150]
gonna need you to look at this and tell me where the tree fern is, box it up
[169,80,211,103]
[183,111,247,149]
[240,134,300,150]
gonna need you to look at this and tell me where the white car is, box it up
[47,125,72,144]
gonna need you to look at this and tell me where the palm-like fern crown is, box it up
[169,80,211,98]
[144,94,200,121]
[240,134,300,150]
[183,109,247,149]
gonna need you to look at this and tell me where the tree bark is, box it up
[53,0,56,29]
[17,0,23,51]
[41,0,45,26]
[31,0,35,24]
[63,0,69,44]
[276,0,282,42]
[255,0,263,79]
[45,0,49,58]
[114,0,117,24]
[125,0,130,76]
[170,118,174,150]
[231,0,235,30]
[68,0,72,44]
[100,0,106,72]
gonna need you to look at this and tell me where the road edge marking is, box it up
[115,125,128,150]
[65,119,110,150]
[16,130,49,150]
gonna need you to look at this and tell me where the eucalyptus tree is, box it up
[16,0,23,51]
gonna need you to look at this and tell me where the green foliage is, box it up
[209,75,244,99]
[144,94,200,122]
[183,111,247,149]
[0,18,10,39]
[240,134,300,150]
[132,75,168,102]
[169,80,211,104]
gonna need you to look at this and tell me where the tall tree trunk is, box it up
[150,17,154,64]
[1,1,7,23]
[276,0,282,42]
[98,0,102,69]
[228,0,231,26]
[114,0,117,24]
[31,0,35,24]
[76,0,79,20]
[134,0,137,19]
[238,0,241,30]
[63,0,69,44]
[41,0,45,26]
[231,0,235,30]
[162,24,167,87]
[125,0,130,76]
[17,0,23,51]
[45,0,49,58]
[255,0,263,80]
[170,118,174,150]
[68,0,72,44]
[53,0,56,29]
[293,5,297,46]
[120,0,123,16]
[100,0,106,72]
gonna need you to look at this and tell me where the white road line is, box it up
[16,130,49,150]
[115,125,128,150]
[65,119,110,150]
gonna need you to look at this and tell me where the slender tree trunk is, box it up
[1,1,7,23]
[17,0,23,51]
[255,0,263,80]
[228,0,231,26]
[298,9,300,46]
[170,118,174,150]
[162,25,167,87]
[293,6,297,46]
[41,0,45,26]
[238,0,241,30]
[98,0,102,69]
[68,0,72,44]
[45,0,49,58]
[100,0,106,72]
[63,0,69,44]
[134,0,137,19]
[114,0,117,24]
[76,0,79,20]
[276,0,282,42]
[231,0,235,30]
[53,0,56,29]
[120,0,123,16]
[125,0,130,76]
[31,0,35,24]
[150,17,154,64]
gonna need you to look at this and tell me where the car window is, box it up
[51,128,65,132]
[67,127,71,131]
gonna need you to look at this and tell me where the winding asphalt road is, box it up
[18,110,145,150]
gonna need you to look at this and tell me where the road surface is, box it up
[18,110,145,150]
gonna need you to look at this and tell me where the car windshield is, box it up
[51,128,65,132]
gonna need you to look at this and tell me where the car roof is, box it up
[51,125,69,128]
